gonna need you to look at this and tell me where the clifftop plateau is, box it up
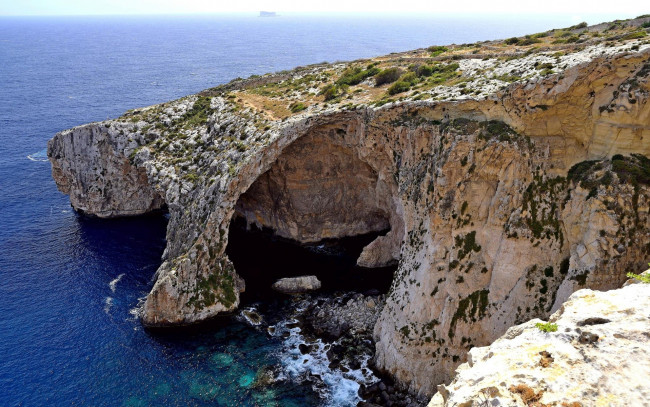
[48,16,650,398]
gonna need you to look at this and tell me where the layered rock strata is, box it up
[48,19,650,397]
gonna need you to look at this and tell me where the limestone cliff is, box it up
[428,272,650,407]
[48,17,650,397]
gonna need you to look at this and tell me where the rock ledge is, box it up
[429,278,650,407]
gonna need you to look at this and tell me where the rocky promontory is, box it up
[48,16,650,398]
[429,272,650,407]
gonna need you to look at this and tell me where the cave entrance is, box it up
[225,127,400,302]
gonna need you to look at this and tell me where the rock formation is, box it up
[48,17,650,397]
[272,275,322,294]
[428,275,650,407]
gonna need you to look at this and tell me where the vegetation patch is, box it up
[374,67,404,86]
[611,154,650,186]
[448,289,489,339]
[336,65,380,86]
[187,259,237,309]
[535,321,558,332]
[454,231,482,261]
[522,174,566,241]
[175,96,212,128]
[319,83,346,101]
[289,102,307,113]
[477,120,526,144]
[427,45,448,57]
[627,269,650,283]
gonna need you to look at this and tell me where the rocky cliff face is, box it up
[428,273,650,407]
[48,18,650,397]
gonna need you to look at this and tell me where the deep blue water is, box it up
[0,13,627,406]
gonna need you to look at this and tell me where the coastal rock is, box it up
[48,18,650,396]
[428,280,650,407]
[271,275,321,294]
[304,293,386,339]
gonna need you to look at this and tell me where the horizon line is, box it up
[0,11,644,18]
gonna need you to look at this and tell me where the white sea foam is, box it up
[128,296,147,320]
[104,297,114,313]
[27,149,49,162]
[273,316,378,407]
[109,273,125,293]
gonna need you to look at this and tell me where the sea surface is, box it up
[0,12,628,407]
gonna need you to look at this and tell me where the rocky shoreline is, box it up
[238,291,428,406]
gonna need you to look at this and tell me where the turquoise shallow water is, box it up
[0,12,627,406]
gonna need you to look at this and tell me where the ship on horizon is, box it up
[259,11,278,17]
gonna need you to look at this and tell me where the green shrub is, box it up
[626,271,650,283]
[387,81,412,95]
[177,96,212,127]
[612,154,650,185]
[289,102,307,113]
[623,31,648,40]
[569,22,588,30]
[336,66,381,86]
[519,37,541,46]
[504,37,520,45]
[320,84,345,101]
[416,65,434,77]
[400,72,418,85]
[375,67,404,86]
[386,72,420,95]
[427,45,448,57]
[535,322,558,333]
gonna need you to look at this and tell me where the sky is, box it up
[0,0,647,16]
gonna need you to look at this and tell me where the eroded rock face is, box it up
[428,279,650,407]
[48,123,165,217]
[234,129,392,244]
[48,44,650,395]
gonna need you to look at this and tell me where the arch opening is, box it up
[226,128,400,301]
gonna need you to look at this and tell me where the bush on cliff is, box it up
[374,67,404,86]
[320,83,347,101]
[336,65,381,86]
[387,72,419,95]
[535,322,558,332]
[427,45,448,57]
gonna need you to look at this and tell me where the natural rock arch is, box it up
[231,125,401,268]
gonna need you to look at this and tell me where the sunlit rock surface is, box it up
[429,276,650,407]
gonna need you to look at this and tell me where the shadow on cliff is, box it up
[226,217,396,304]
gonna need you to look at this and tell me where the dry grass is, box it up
[237,93,292,120]
[539,350,554,368]
[509,384,545,406]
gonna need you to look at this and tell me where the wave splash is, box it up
[239,301,379,407]
[27,148,48,162]
[109,273,125,293]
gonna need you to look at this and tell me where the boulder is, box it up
[271,275,321,294]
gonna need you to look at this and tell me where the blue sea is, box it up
[0,12,630,407]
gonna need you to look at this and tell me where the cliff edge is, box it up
[429,271,650,407]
